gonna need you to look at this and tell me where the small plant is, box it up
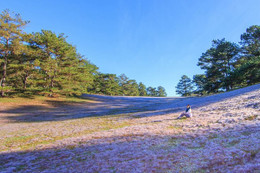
[226,139,240,147]
[208,133,218,139]
[15,164,26,172]
[244,115,258,121]
[241,131,251,136]
[66,145,76,150]
[250,149,259,159]
[76,157,87,162]
[168,126,182,130]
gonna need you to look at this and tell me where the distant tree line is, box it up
[0,10,167,97]
[176,25,260,96]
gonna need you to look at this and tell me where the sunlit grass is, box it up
[0,95,97,104]
[168,125,182,130]
[0,95,136,152]
[0,113,132,152]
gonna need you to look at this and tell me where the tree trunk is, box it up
[23,72,29,89]
[1,58,7,97]
[50,76,54,88]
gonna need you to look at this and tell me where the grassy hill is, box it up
[0,84,260,172]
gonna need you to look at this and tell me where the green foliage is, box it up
[27,30,95,96]
[118,74,139,96]
[192,74,206,95]
[240,25,260,57]
[197,39,240,93]
[125,80,139,96]
[147,87,157,96]
[146,86,167,97]
[89,73,166,97]
[233,57,260,85]
[90,73,121,96]
[237,25,260,85]
[0,9,166,98]
[176,75,193,96]
[187,25,260,95]
[157,86,167,97]
[138,82,147,96]
[0,9,29,96]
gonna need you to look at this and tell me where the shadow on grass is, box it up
[1,84,260,122]
[0,123,259,172]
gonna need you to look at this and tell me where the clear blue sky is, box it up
[1,0,260,96]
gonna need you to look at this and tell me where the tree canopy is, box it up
[176,25,260,96]
[0,9,29,96]
[176,75,193,96]
[0,10,167,97]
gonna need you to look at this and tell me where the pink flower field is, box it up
[0,84,260,172]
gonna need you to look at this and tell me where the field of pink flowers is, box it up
[0,84,260,172]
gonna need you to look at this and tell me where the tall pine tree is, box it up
[198,39,239,93]
[138,82,147,96]
[176,75,193,96]
[237,25,260,85]
[157,86,167,97]
[0,10,29,96]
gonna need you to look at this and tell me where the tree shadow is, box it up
[1,84,260,122]
[0,122,259,172]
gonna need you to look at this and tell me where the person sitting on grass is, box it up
[177,104,192,119]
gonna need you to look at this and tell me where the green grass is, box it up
[2,134,66,151]
[0,97,31,103]
[4,135,40,148]
[168,125,182,130]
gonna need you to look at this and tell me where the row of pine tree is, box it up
[176,25,260,96]
[0,10,167,97]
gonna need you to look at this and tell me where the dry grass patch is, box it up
[0,96,98,107]
[0,113,133,152]
[244,115,258,121]
[168,125,182,131]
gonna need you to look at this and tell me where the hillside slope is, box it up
[0,84,260,172]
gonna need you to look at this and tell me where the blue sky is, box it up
[1,0,260,96]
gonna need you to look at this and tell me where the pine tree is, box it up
[197,39,239,93]
[0,10,29,96]
[9,33,38,91]
[92,73,120,95]
[118,74,128,96]
[75,58,98,95]
[192,74,206,95]
[125,80,139,96]
[176,75,193,96]
[29,30,87,96]
[157,86,167,97]
[138,82,147,96]
[240,25,260,57]
[146,87,157,96]
[237,25,260,85]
